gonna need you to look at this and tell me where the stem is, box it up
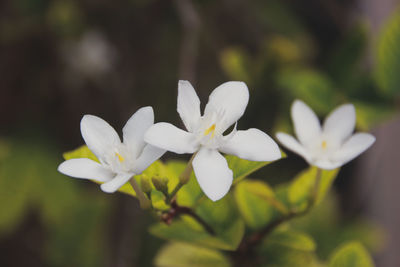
[166,153,196,203]
[129,177,151,210]
[162,200,216,236]
[238,168,323,251]
[310,168,322,206]
[179,153,196,184]
[177,205,216,236]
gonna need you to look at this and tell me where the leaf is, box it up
[329,241,374,267]
[154,242,230,267]
[264,228,316,252]
[227,152,285,185]
[166,160,203,207]
[376,10,400,96]
[277,69,337,114]
[288,167,339,210]
[151,193,244,250]
[149,218,245,251]
[234,180,287,229]
[1,138,110,266]
[63,145,99,162]
[259,228,320,267]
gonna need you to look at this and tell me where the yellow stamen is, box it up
[321,140,327,149]
[115,152,125,162]
[204,124,216,138]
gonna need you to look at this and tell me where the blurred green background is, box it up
[0,0,399,266]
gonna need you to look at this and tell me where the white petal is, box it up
[177,80,201,132]
[80,115,121,161]
[133,144,166,174]
[100,173,133,193]
[192,148,233,201]
[323,104,355,143]
[276,132,312,162]
[220,128,281,161]
[123,106,154,158]
[291,100,321,146]
[313,159,342,170]
[331,133,375,165]
[58,158,114,182]
[204,81,249,132]
[144,122,199,154]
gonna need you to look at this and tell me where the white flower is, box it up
[276,100,375,170]
[58,107,166,193]
[144,81,281,201]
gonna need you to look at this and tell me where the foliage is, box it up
[0,138,110,267]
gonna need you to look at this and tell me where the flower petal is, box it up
[313,159,342,170]
[276,132,312,162]
[57,158,114,182]
[323,104,355,144]
[177,80,201,132]
[100,173,133,193]
[291,100,321,146]
[331,133,375,165]
[192,148,233,201]
[204,81,249,132]
[220,128,281,161]
[144,122,199,154]
[123,106,154,158]
[133,144,166,174]
[81,115,121,161]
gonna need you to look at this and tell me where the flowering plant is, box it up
[59,81,376,267]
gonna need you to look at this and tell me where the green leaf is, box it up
[234,180,287,229]
[288,167,339,210]
[376,10,400,96]
[259,228,320,267]
[227,153,285,185]
[63,145,98,162]
[149,218,245,251]
[166,160,203,207]
[154,242,230,267]
[329,241,374,267]
[277,69,337,114]
[264,228,316,252]
[1,138,110,266]
[151,193,244,250]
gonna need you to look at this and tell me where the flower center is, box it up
[321,140,327,149]
[204,124,216,138]
[115,152,125,162]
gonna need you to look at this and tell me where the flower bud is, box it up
[152,176,169,196]
[140,174,152,196]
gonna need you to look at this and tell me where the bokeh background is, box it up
[0,0,399,266]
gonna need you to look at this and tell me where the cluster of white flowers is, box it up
[58,81,375,201]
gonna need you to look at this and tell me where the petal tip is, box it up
[100,184,115,193]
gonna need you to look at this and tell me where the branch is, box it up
[161,200,216,236]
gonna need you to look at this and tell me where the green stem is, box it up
[166,153,197,203]
[309,168,322,208]
[129,177,151,210]
[238,167,323,251]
